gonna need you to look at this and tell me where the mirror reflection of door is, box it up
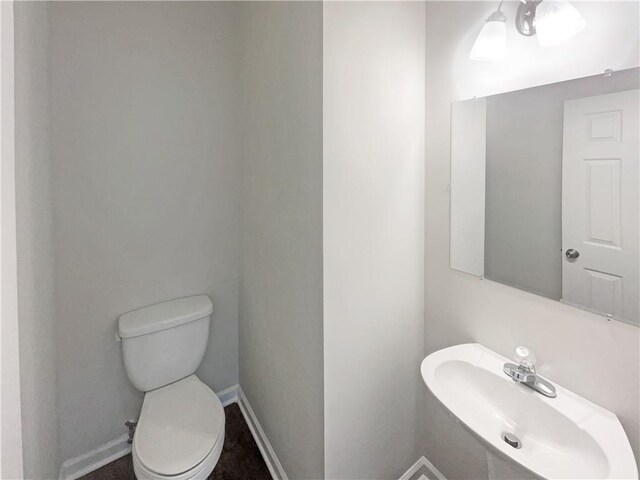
[561,90,639,322]
[449,68,640,326]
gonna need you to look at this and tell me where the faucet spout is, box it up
[503,360,557,398]
[503,363,536,383]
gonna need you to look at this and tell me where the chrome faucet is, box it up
[503,346,557,398]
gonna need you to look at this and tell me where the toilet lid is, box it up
[134,375,225,476]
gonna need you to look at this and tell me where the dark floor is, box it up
[79,404,271,480]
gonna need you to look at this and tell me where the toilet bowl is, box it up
[132,375,225,480]
[118,296,224,480]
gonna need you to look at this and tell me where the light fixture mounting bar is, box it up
[516,0,543,36]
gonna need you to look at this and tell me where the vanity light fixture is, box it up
[470,0,586,61]
[469,1,507,62]
[533,0,587,46]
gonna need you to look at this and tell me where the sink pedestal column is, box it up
[486,452,539,480]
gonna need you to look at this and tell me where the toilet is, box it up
[118,295,225,480]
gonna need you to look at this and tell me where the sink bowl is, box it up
[421,344,638,479]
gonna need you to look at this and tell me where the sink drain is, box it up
[502,432,522,449]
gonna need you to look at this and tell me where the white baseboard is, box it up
[237,386,288,480]
[217,383,239,407]
[58,383,241,480]
[399,456,446,480]
[58,434,131,480]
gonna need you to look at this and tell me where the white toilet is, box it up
[118,295,225,480]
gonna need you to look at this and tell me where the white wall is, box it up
[238,3,324,478]
[14,2,60,478]
[50,2,241,462]
[323,2,425,478]
[423,2,640,478]
[1,1,24,477]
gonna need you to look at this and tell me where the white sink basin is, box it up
[421,344,638,479]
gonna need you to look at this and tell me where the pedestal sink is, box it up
[420,344,638,479]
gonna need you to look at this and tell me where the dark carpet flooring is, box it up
[79,404,271,480]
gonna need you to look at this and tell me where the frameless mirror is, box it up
[450,68,640,326]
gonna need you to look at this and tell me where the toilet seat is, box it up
[132,375,225,480]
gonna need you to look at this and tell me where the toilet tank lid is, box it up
[118,295,213,339]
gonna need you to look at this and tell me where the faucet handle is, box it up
[514,345,536,371]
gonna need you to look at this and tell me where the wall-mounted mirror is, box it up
[450,67,639,326]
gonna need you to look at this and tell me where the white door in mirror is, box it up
[561,89,639,324]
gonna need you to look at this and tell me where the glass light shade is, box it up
[469,20,507,62]
[535,0,586,47]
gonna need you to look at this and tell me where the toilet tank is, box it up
[118,295,213,392]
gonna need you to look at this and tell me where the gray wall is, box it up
[484,68,640,300]
[50,2,241,462]
[14,2,60,478]
[323,2,425,478]
[238,3,324,478]
[423,3,640,479]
